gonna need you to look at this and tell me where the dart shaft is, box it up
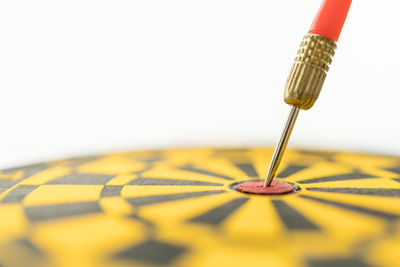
[264,106,299,187]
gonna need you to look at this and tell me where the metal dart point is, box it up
[264,106,300,187]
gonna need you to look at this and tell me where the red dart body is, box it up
[309,0,352,41]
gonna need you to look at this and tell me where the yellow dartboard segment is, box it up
[0,148,399,267]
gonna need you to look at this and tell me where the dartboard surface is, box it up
[0,148,400,267]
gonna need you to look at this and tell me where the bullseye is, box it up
[235,180,295,195]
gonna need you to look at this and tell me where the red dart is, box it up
[262,0,353,189]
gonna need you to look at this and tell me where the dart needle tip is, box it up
[263,106,300,187]
[263,170,274,187]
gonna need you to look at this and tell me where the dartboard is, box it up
[0,148,399,267]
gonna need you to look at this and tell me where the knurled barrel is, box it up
[284,34,336,110]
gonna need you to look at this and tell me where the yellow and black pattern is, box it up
[0,148,400,267]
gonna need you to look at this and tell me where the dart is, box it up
[264,0,353,187]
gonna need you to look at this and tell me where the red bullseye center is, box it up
[236,181,294,195]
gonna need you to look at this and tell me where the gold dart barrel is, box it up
[284,34,336,110]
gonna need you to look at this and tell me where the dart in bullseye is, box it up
[263,0,353,188]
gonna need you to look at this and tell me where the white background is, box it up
[0,0,399,169]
